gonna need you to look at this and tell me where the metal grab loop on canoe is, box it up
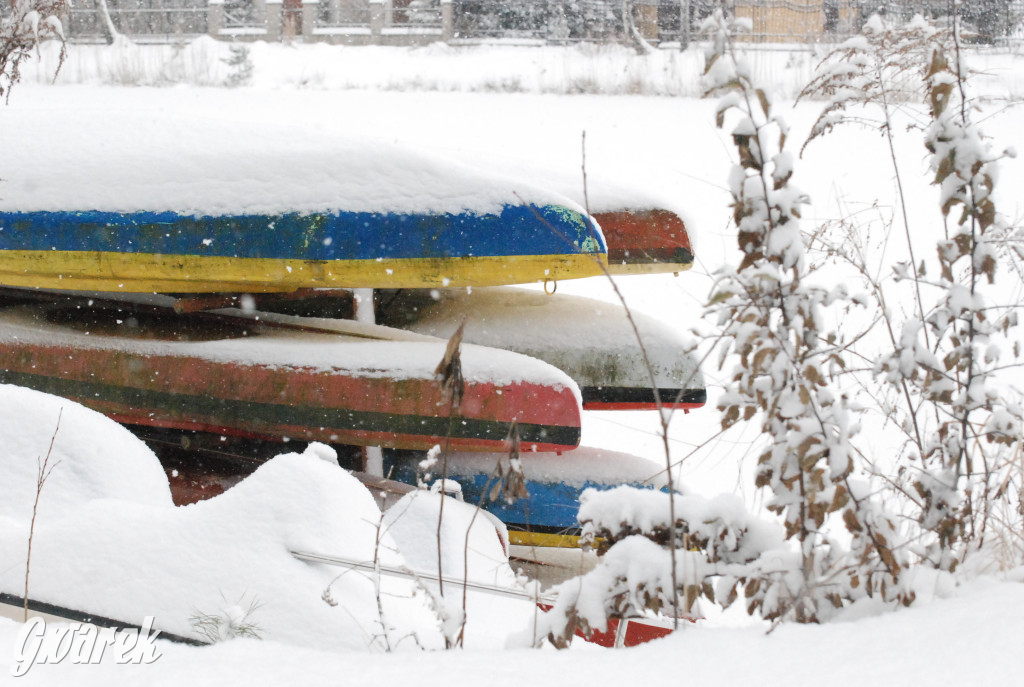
[543,279,557,295]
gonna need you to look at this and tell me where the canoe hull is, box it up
[594,209,694,275]
[0,298,582,452]
[384,447,664,548]
[0,206,607,292]
[377,286,706,412]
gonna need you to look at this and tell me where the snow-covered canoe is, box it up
[384,446,668,548]
[594,208,694,275]
[0,293,582,452]
[0,126,609,293]
[0,206,605,293]
[377,287,706,411]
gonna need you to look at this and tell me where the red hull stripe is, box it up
[1,369,580,452]
[594,210,694,267]
[0,325,582,454]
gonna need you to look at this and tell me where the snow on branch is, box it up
[802,12,1024,574]
[0,0,67,100]
[578,485,782,565]
[701,8,914,621]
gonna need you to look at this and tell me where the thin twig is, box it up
[24,410,62,622]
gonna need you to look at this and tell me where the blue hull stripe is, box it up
[0,205,605,261]
[382,456,650,531]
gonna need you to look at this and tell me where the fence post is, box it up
[208,0,224,38]
[370,0,384,43]
[60,7,71,40]
[634,0,658,41]
[441,0,453,42]
[303,0,320,40]
[679,0,689,48]
[266,0,283,41]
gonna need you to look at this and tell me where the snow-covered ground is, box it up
[4,572,1024,685]
[1,38,1023,684]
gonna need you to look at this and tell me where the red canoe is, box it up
[0,292,581,452]
[594,209,694,275]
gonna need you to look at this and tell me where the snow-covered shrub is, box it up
[538,534,697,648]
[223,43,254,88]
[700,9,961,622]
[0,0,66,100]
[536,485,791,646]
[578,486,780,566]
[541,11,949,643]
[701,8,915,622]
[800,14,1024,574]
[189,596,264,643]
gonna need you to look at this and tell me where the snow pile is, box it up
[0,386,530,651]
[0,384,174,526]
[381,490,542,646]
[384,491,513,587]
[3,575,1023,684]
[0,387,174,548]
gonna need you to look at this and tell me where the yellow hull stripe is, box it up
[507,531,586,549]
[0,250,607,292]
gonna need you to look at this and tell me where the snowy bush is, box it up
[223,43,253,88]
[0,0,66,99]
[189,596,264,643]
[535,486,786,646]
[577,486,781,565]
[700,9,916,621]
[536,11,1007,643]
[801,14,1024,573]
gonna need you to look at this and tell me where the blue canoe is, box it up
[383,447,667,548]
[0,206,606,293]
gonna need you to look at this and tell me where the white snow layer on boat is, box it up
[388,286,704,392]
[441,146,698,243]
[0,110,587,217]
[0,305,582,392]
[443,446,670,488]
[0,386,528,649]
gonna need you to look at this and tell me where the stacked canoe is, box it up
[0,140,704,549]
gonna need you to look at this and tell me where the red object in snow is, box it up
[536,603,682,648]
[581,617,676,648]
